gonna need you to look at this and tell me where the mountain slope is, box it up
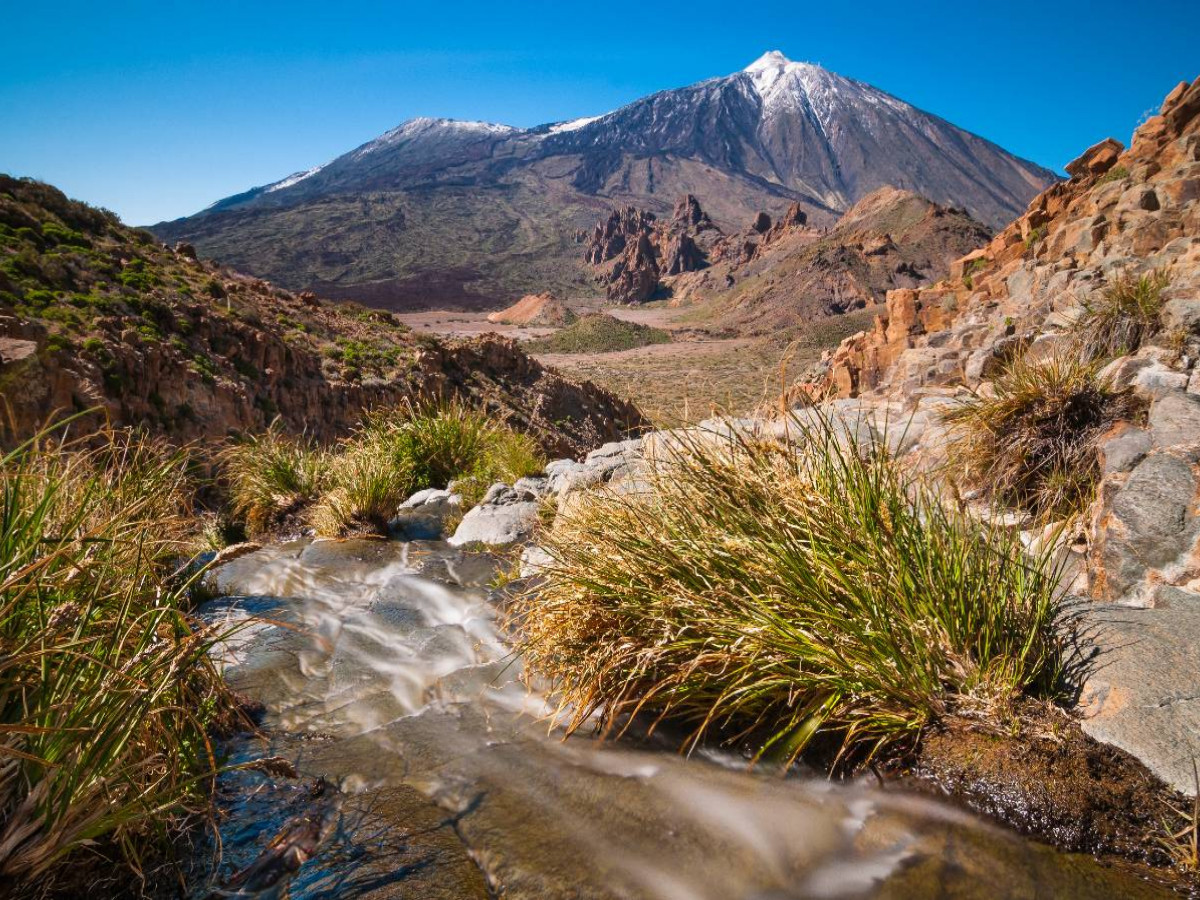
[0,175,645,455]
[152,52,1057,310]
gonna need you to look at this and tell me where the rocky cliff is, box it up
[0,176,644,456]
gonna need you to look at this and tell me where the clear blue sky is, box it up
[2,0,1195,225]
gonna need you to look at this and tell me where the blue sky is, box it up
[2,1,1195,225]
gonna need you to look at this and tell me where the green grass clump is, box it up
[221,426,331,535]
[0,423,236,892]
[528,313,671,354]
[1075,269,1171,361]
[1095,165,1130,186]
[308,399,545,536]
[945,351,1139,521]
[513,421,1064,765]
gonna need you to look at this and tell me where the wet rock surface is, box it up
[194,538,1174,899]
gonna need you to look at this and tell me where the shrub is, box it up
[117,258,157,291]
[1096,165,1130,186]
[368,399,544,506]
[528,314,671,354]
[512,421,1064,765]
[40,221,91,249]
[944,351,1139,520]
[1074,269,1170,361]
[0,424,235,891]
[221,426,330,535]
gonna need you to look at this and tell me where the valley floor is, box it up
[396,303,882,425]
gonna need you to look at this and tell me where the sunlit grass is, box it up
[0,422,236,892]
[308,399,545,536]
[221,425,331,535]
[1076,269,1170,361]
[512,419,1064,766]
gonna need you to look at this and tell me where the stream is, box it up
[193,538,1172,899]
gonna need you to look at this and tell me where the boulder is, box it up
[448,484,540,547]
[1099,426,1152,475]
[1096,452,1199,600]
[1161,297,1200,334]
[1064,138,1125,178]
[1149,392,1200,454]
[1131,363,1189,399]
[1079,604,1200,795]
[390,488,463,540]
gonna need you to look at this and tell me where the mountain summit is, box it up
[153,54,1057,309]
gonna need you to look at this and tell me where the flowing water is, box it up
[195,538,1170,899]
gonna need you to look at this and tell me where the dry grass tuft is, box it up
[1075,269,1171,361]
[512,419,1064,767]
[944,351,1139,521]
[221,425,330,535]
[308,399,545,536]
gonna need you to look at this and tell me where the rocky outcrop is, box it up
[583,196,721,304]
[814,79,1200,400]
[448,482,540,547]
[664,188,992,335]
[583,207,657,266]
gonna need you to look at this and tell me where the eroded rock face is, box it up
[814,76,1200,401]
[582,195,723,304]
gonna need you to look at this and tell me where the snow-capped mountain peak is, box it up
[741,50,822,99]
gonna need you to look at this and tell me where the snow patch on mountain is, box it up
[549,115,603,135]
[351,117,519,159]
[265,163,328,194]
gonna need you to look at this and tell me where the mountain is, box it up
[152,52,1057,311]
[0,175,645,455]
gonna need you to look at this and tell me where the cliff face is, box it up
[0,176,644,457]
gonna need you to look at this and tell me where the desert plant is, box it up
[1075,269,1171,361]
[221,425,330,535]
[944,351,1139,520]
[0,422,236,892]
[1156,760,1200,872]
[528,314,671,354]
[512,420,1064,766]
